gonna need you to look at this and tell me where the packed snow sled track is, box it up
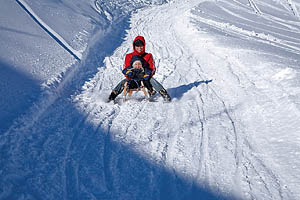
[1,0,300,200]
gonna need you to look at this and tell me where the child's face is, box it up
[133,61,142,69]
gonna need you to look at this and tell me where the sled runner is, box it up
[123,80,149,102]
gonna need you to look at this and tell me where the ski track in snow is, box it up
[75,1,300,199]
[247,0,262,15]
[287,0,300,19]
[1,0,300,199]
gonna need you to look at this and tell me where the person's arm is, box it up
[143,67,151,80]
[123,54,132,69]
[145,53,156,76]
[123,54,133,79]
[122,66,134,77]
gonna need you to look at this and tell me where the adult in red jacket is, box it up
[108,36,171,102]
[123,36,156,79]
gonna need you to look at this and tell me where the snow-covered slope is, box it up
[1,0,300,199]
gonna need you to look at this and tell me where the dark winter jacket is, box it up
[122,55,152,81]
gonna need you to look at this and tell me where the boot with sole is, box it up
[159,89,171,102]
[108,90,118,102]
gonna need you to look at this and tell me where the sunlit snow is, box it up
[1,0,300,199]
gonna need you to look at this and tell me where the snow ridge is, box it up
[16,0,82,61]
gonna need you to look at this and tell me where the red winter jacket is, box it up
[123,36,156,80]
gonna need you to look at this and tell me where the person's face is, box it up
[133,61,142,69]
[135,45,144,53]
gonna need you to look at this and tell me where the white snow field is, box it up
[1,0,300,199]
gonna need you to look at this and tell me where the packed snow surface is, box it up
[1,0,300,199]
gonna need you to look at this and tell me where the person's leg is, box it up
[128,80,140,89]
[150,78,171,101]
[108,79,127,101]
[143,80,156,96]
[114,79,127,93]
[150,78,164,92]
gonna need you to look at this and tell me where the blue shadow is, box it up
[0,55,230,200]
[168,80,213,100]
[0,96,232,200]
[0,13,232,200]
[0,60,41,134]
[0,25,46,39]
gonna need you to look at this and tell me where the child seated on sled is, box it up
[122,58,153,91]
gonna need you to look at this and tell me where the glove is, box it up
[123,68,135,78]
[143,74,150,80]
[126,70,133,77]
[143,71,151,80]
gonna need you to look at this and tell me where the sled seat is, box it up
[123,81,149,101]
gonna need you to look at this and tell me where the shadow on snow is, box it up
[0,60,42,134]
[0,16,233,200]
[0,25,46,39]
[168,80,213,100]
[0,96,233,200]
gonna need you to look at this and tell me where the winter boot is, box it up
[159,89,171,102]
[148,89,157,97]
[143,80,156,97]
[108,90,118,102]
